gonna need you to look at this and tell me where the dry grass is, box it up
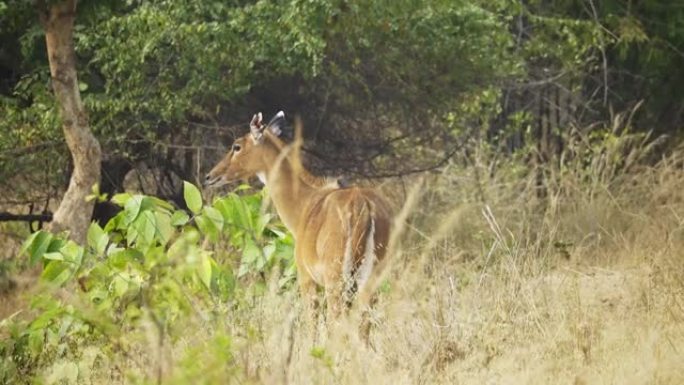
[92,139,683,385]
[11,125,684,384]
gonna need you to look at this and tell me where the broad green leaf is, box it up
[147,196,174,212]
[19,231,38,257]
[87,222,109,255]
[269,227,288,239]
[28,329,44,357]
[42,252,64,261]
[154,211,174,245]
[61,240,84,267]
[170,210,190,226]
[215,196,238,224]
[195,214,215,240]
[232,195,253,230]
[111,275,129,298]
[124,195,143,225]
[183,181,203,214]
[240,239,262,275]
[138,211,157,247]
[111,193,133,207]
[128,210,156,247]
[203,206,224,233]
[41,261,71,286]
[103,212,122,233]
[46,238,66,253]
[108,248,143,270]
[199,254,213,290]
[256,213,273,235]
[29,306,61,330]
[20,230,53,265]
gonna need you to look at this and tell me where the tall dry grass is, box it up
[46,120,684,384]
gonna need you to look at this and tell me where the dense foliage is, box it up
[1,1,680,204]
[0,1,683,383]
[0,183,294,383]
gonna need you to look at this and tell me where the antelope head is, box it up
[204,111,286,188]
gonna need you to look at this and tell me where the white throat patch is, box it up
[256,172,267,185]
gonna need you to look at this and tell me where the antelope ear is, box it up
[266,111,286,137]
[250,112,264,142]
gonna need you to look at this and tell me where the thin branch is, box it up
[0,212,53,222]
[587,0,609,107]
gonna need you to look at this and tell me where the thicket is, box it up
[1,183,298,383]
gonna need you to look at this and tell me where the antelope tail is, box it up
[343,198,376,306]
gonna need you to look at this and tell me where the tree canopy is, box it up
[1,0,682,204]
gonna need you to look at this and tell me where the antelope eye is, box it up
[232,143,242,152]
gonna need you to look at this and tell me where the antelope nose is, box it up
[203,173,213,186]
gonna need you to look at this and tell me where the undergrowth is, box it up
[1,121,683,384]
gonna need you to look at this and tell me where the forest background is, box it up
[1,1,683,384]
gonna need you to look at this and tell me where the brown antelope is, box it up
[205,111,392,339]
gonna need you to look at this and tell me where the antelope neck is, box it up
[259,145,318,233]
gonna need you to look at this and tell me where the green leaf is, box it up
[46,238,66,253]
[183,181,203,214]
[154,211,174,245]
[111,193,133,207]
[41,261,71,285]
[195,214,216,240]
[20,231,53,265]
[147,196,174,212]
[239,239,263,277]
[199,254,213,290]
[111,275,128,298]
[203,206,224,233]
[243,239,261,264]
[256,213,273,235]
[132,211,157,247]
[269,227,288,239]
[123,195,143,225]
[215,196,238,224]
[42,252,64,261]
[28,329,44,357]
[171,210,190,226]
[108,248,143,270]
[87,222,109,255]
[19,231,38,257]
[103,212,122,233]
[61,241,84,267]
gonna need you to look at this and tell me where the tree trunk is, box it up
[39,0,101,244]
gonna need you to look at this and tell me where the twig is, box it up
[587,0,609,106]
[0,212,52,222]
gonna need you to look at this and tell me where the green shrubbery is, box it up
[1,183,294,383]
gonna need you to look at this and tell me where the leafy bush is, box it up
[0,182,293,383]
